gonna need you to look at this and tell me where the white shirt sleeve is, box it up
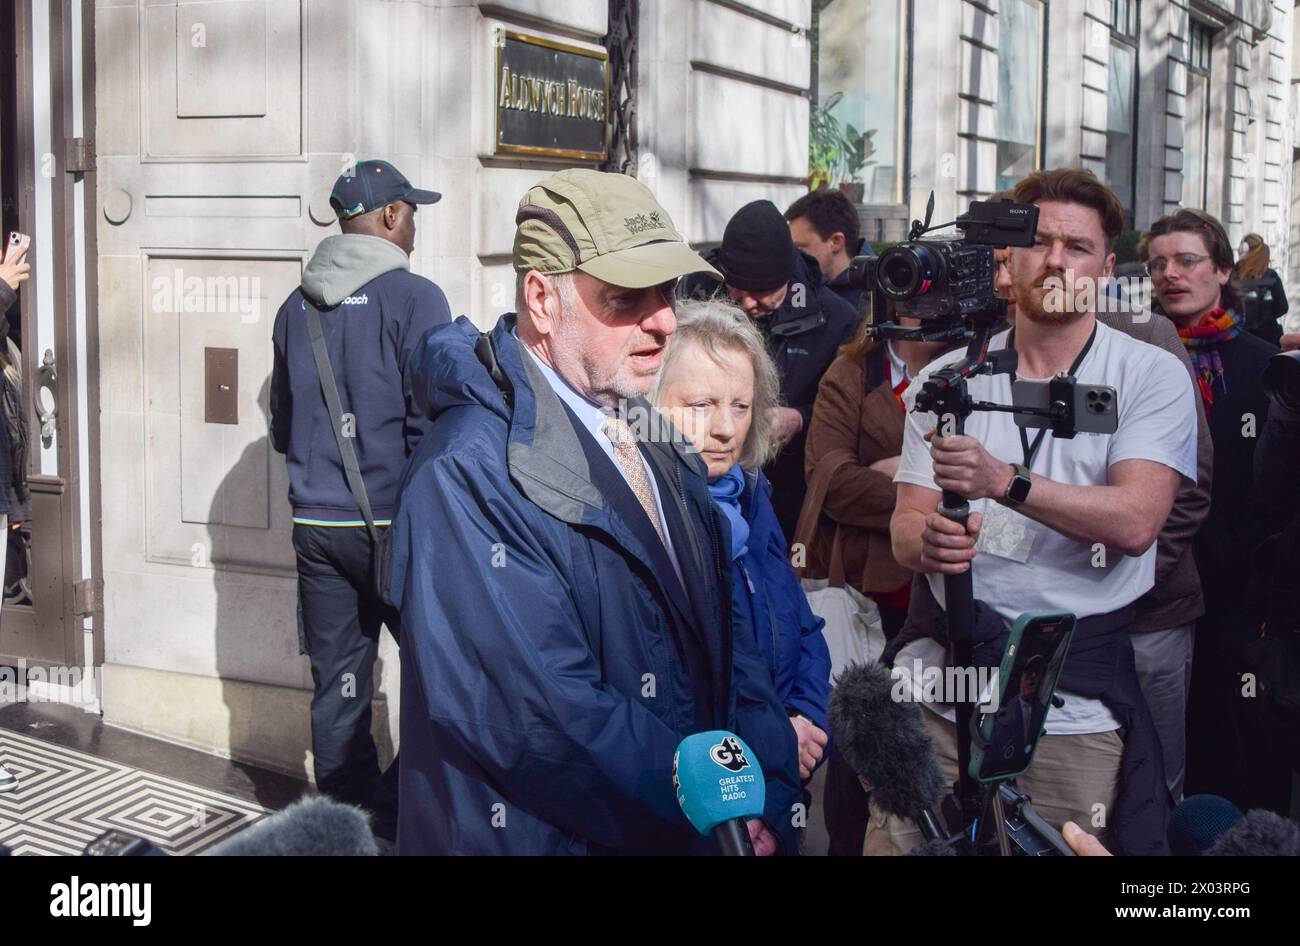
[894,373,942,492]
[1106,346,1198,482]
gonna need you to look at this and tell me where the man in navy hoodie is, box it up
[270,160,451,839]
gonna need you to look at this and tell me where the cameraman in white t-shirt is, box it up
[873,169,1197,856]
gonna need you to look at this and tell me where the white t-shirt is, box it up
[893,320,1198,734]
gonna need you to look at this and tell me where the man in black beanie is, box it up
[680,199,861,539]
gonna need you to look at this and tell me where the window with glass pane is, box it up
[1111,0,1137,39]
[1189,22,1212,70]
[1107,40,1137,215]
[1183,23,1213,209]
[996,0,1045,193]
[811,0,907,204]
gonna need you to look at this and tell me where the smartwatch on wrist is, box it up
[1004,463,1032,507]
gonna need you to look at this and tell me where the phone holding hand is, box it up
[4,232,30,265]
[2,232,32,294]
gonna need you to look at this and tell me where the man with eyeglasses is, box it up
[1144,210,1282,812]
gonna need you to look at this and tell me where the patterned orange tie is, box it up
[601,415,666,545]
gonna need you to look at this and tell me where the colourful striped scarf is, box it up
[1177,307,1241,414]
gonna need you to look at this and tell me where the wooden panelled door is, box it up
[0,0,99,678]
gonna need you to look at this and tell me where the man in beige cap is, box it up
[386,169,801,856]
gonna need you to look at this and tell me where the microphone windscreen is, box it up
[674,731,766,835]
[1207,809,1300,857]
[1168,794,1243,855]
[204,796,379,856]
[827,662,945,820]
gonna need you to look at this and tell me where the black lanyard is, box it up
[1008,323,1098,470]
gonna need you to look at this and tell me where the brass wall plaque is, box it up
[494,30,610,161]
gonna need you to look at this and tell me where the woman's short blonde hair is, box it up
[652,298,783,470]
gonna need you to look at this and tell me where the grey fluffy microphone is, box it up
[827,662,947,836]
[1207,809,1300,856]
[204,796,379,856]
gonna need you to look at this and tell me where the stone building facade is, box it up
[1,1,1294,780]
[91,0,815,777]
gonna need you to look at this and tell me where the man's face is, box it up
[1147,231,1229,328]
[728,281,789,320]
[1006,200,1115,324]
[789,216,844,280]
[551,272,679,408]
[390,201,417,256]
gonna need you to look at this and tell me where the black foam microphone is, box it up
[203,796,380,856]
[1168,795,1244,855]
[827,661,947,840]
[1206,809,1300,856]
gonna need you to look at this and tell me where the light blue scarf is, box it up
[708,464,750,561]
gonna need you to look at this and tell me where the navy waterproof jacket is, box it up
[270,234,451,522]
[729,470,831,733]
[387,314,802,855]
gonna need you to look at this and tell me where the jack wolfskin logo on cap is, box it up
[624,211,665,235]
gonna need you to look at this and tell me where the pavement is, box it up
[0,699,305,855]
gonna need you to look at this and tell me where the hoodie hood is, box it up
[302,234,410,307]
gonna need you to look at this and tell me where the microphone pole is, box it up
[915,324,998,838]
[713,817,756,856]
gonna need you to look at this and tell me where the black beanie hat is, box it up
[718,200,796,292]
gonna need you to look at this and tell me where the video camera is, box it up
[845,193,1038,329]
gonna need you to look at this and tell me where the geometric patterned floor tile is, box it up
[0,729,266,856]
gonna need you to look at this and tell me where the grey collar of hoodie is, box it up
[301,233,410,307]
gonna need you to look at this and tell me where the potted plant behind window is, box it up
[808,92,848,191]
[839,125,876,204]
[808,95,880,207]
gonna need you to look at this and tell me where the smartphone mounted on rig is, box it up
[969,611,1075,783]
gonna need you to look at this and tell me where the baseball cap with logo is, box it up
[513,169,721,289]
[330,160,441,221]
